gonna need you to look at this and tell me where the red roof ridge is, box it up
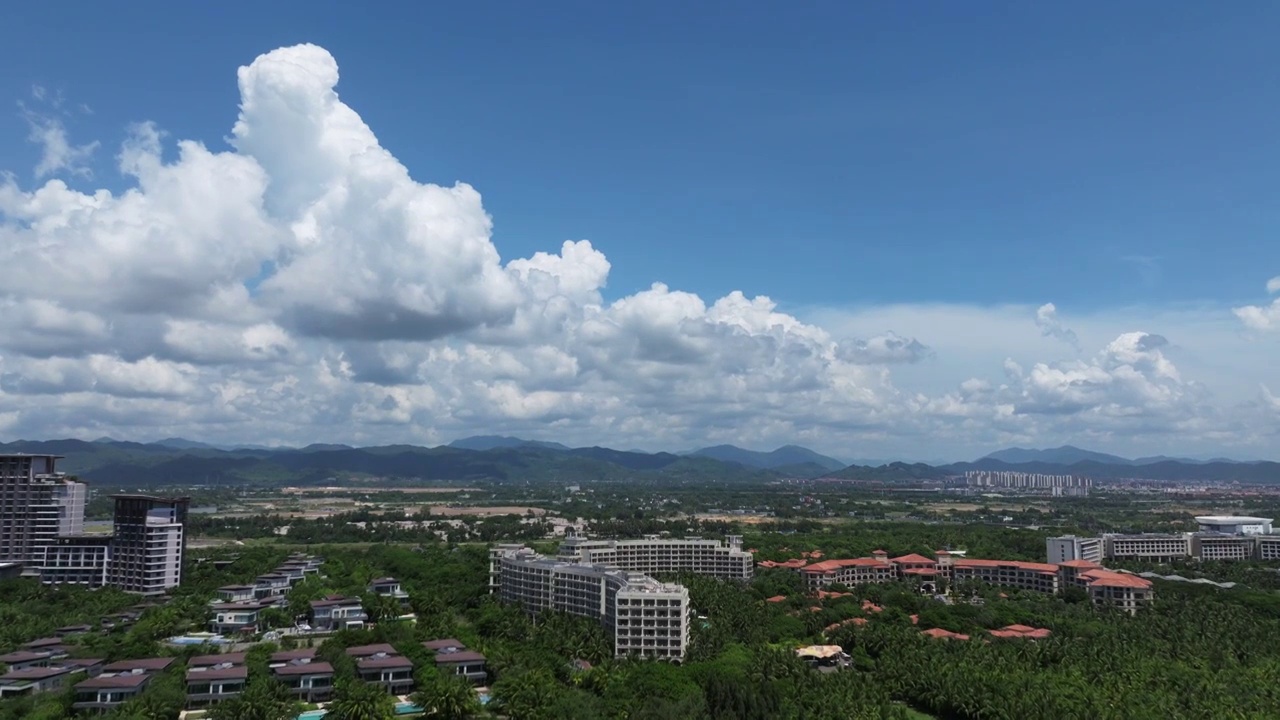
[804,557,891,572]
[891,553,937,564]
[921,628,969,640]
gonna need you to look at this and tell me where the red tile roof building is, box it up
[988,624,1052,639]
[801,558,895,591]
[786,550,1153,613]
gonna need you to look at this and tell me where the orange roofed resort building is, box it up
[782,549,1152,614]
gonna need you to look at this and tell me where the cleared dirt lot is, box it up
[280,486,477,494]
[421,505,550,517]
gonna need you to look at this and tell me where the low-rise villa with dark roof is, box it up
[187,652,246,670]
[253,573,292,599]
[310,595,367,631]
[344,643,399,658]
[355,652,414,694]
[22,637,68,652]
[72,658,174,713]
[269,648,317,663]
[185,663,247,708]
[73,672,154,712]
[0,666,80,698]
[0,650,64,671]
[423,639,486,684]
[214,584,256,603]
[270,655,332,702]
[210,602,265,635]
[369,576,409,600]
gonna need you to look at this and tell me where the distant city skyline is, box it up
[0,4,1278,460]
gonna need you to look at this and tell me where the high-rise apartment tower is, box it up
[107,495,189,595]
[0,455,86,566]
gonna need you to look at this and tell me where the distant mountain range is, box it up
[0,437,1274,487]
[980,445,1261,466]
[448,435,570,452]
[688,444,847,472]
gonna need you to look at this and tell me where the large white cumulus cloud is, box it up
[0,44,1265,458]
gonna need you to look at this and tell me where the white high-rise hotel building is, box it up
[491,533,752,660]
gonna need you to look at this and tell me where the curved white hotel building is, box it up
[555,533,753,580]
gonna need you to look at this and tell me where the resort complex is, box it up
[778,549,1154,614]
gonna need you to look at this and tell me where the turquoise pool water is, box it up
[394,702,422,715]
[479,692,491,705]
[297,711,326,720]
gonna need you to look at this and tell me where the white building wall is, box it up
[1046,536,1103,564]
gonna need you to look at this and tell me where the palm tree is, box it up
[326,680,396,720]
[411,670,480,719]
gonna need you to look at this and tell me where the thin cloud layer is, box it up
[19,86,99,179]
[0,44,1272,459]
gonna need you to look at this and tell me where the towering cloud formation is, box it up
[0,45,1262,456]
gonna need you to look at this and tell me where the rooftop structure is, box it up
[795,645,851,673]
[988,624,1052,639]
[921,628,970,640]
[1194,516,1273,535]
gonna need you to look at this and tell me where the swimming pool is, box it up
[296,711,326,720]
[168,634,228,645]
[394,702,422,715]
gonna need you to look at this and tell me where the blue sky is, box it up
[5,1,1278,309]
[0,3,1277,458]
